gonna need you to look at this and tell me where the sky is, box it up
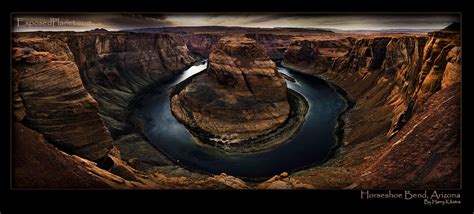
[12,13,460,32]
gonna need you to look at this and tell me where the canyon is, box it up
[12,24,460,189]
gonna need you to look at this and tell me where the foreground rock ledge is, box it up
[171,36,307,152]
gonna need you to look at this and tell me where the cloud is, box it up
[12,13,175,32]
[100,14,174,29]
[164,14,459,30]
[12,13,460,32]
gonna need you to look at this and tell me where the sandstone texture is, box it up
[171,36,290,144]
[12,37,113,161]
[13,122,112,188]
[350,83,460,189]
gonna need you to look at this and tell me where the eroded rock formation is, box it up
[12,37,113,161]
[171,36,290,146]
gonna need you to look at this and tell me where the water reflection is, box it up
[137,61,347,179]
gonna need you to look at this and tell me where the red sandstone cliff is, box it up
[285,24,460,189]
[13,37,113,161]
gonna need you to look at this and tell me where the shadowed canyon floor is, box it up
[12,24,460,189]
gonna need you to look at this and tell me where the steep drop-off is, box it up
[12,122,251,189]
[283,25,460,188]
[13,37,113,161]
[175,33,222,56]
[66,32,196,136]
[13,32,259,189]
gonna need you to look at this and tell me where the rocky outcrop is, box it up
[257,172,314,189]
[13,122,112,188]
[413,28,461,111]
[171,36,291,150]
[12,37,113,161]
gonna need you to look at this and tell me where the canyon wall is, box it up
[283,38,355,73]
[245,33,295,60]
[173,33,298,60]
[174,33,222,56]
[284,25,460,188]
[13,32,196,161]
[351,82,460,188]
[12,32,255,189]
[13,37,113,161]
[12,32,203,188]
[66,32,196,136]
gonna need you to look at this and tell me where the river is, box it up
[136,60,348,180]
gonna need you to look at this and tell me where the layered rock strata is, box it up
[64,32,196,168]
[12,33,253,189]
[283,38,355,73]
[175,33,222,56]
[65,33,195,136]
[284,24,461,188]
[245,33,295,60]
[12,37,113,161]
[13,32,196,163]
[171,36,296,151]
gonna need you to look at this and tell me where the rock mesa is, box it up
[172,36,290,144]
